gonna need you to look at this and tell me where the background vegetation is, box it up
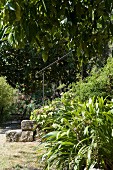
[0,77,15,122]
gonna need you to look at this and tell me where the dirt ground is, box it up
[0,127,44,170]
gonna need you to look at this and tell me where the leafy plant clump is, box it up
[32,97,113,170]
[0,77,15,122]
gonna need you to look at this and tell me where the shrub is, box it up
[0,77,15,122]
[30,98,62,132]
[70,56,113,102]
[35,97,113,169]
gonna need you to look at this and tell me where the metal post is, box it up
[43,72,45,106]
[37,50,74,106]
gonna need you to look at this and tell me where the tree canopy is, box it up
[0,43,77,94]
[0,0,113,61]
[0,0,112,99]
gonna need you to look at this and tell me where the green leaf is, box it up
[84,126,89,135]
[60,18,67,25]
[41,0,47,12]
[60,141,74,146]
[42,51,48,62]
[42,131,59,139]
[6,2,15,11]
[8,32,13,45]
[15,2,21,21]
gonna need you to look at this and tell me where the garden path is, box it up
[0,123,43,170]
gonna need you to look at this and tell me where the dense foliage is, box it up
[31,96,113,169]
[31,56,113,169]
[70,56,113,101]
[0,43,77,95]
[0,0,112,64]
[0,76,15,121]
[31,56,113,131]
[0,0,111,99]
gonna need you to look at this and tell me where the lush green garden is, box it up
[31,57,113,170]
[1,0,113,169]
[1,56,113,169]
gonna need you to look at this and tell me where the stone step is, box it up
[21,120,36,131]
[5,120,37,142]
[6,129,22,142]
[6,129,34,142]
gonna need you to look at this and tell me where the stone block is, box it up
[20,131,33,142]
[34,127,41,141]
[21,120,36,131]
[6,129,22,142]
